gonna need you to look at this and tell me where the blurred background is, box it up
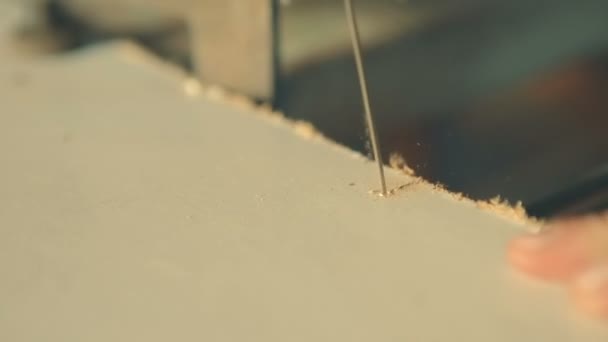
[7,0,608,216]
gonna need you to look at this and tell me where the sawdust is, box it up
[190,73,538,229]
[119,41,175,69]
[389,153,416,177]
[195,73,540,229]
[178,74,333,145]
[387,153,540,229]
[182,77,202,97]
[439,185,540,228]
[120,42,538,229]
[114,42,359,160]
[476,196,538,228]
[431,183,539,228]
[292,120,324,140]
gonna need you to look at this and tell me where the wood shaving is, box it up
[476,196,541,229]
[387,156,540,229]
[292,120,324,140]
[182,77,202,97]
[389,153,416,177]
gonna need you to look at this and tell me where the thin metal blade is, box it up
[344,0,388,196]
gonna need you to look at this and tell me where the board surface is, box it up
[1,9,608,341]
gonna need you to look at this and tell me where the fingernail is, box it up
[512,233,552,251]
[575,265,608,292]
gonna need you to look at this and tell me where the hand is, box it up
[508,212,608,318]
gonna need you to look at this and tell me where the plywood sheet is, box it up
[0,16,607,342]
